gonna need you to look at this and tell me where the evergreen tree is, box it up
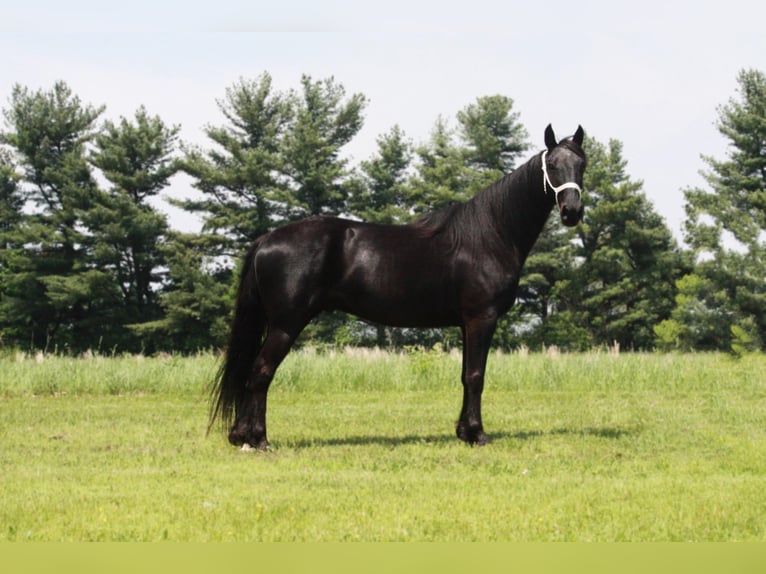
[88,107,180,351]
[654,272,731,351]
[348,125,413,224]
[457,94,529,174]
[561,136,683,350]
[0,150,22,243]
[0,149,25,348]
[680,68,766,351]
[279,75,367,219]
[409,116,476,215]
[130,233,232,352]
[179,73,293,258]
[0,82,107,351]
[280,76,367,347]
[172,74,294,349]
[181,73,366,249]
[410,96,529,216]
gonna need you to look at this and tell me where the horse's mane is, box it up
[410,152,544,251]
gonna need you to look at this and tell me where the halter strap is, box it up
[541,150,582,202]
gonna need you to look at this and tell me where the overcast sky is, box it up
[3,0,765,240]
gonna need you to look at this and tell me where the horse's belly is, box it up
[343,300,458,328]
[329,277,458,328]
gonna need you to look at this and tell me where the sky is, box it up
[2,0,765,241]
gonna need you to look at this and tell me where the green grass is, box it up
[1,350,765,541]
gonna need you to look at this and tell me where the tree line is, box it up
[1,69,764,354]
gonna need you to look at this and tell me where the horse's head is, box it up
[542,124,586,227]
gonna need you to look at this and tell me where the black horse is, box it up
[210,124,586,449]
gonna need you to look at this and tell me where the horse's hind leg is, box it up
[228,326,297,450]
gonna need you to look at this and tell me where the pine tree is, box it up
[556,136,684,350]
[178,73,293,258]
[279,75,367,219]
[0,150,22,242]
[410,96,529,217]
[0,82,107,351]
[457,94,529,174]
[88,107,180,351]
[681,69,766,351]
[130,233,232,352]
[348,125,413,225]
[408,116,477,216]
[0,149,25,348]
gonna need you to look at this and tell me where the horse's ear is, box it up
[544,124,557,150]
[573,125,585,146]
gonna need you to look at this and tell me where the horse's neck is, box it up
[500,158,554,259]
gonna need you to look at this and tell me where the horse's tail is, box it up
[208,240,265,434]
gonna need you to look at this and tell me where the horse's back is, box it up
[253,216,460,327]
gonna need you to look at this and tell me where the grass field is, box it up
[1,349,765,541]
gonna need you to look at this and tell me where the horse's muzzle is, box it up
[560,204,583,227]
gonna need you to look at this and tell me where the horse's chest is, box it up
[458,257,520,308]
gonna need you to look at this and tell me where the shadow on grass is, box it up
[276,425,638,450]
[510,426,638,441]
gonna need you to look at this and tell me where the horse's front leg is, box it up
[456,317,497,446]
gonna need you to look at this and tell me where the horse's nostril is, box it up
[560,205,582,226]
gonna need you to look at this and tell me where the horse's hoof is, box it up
[473,432,491,447]
[456,423,490,446]
[240,440,271,452]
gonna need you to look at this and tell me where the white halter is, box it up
[541,150,582,202]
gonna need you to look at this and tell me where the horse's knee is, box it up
[463,370,485,393]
